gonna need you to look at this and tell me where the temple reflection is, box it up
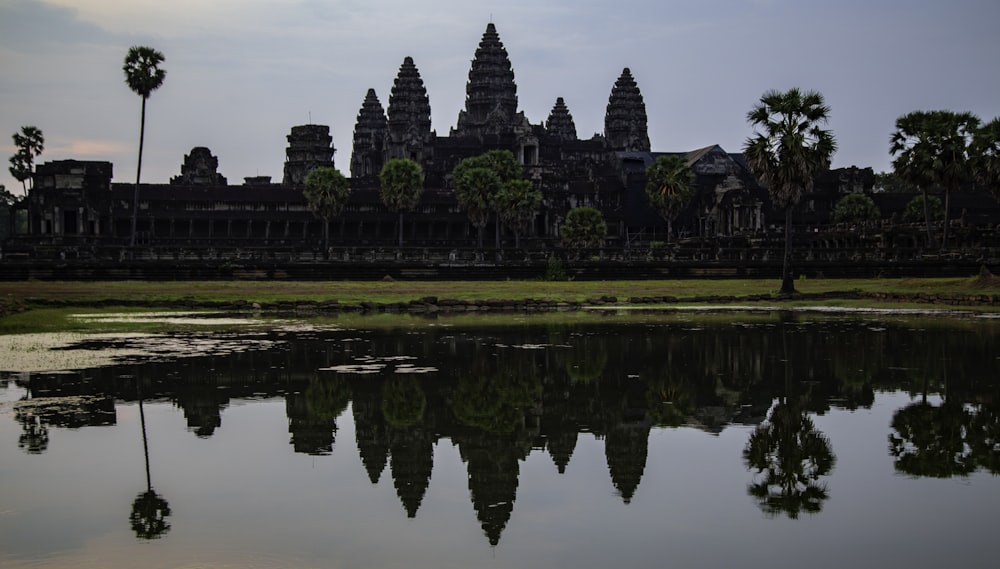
[4,314,999,545]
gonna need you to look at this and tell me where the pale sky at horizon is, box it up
[2,0,998,195]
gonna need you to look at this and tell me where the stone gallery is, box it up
[13,23,959,254]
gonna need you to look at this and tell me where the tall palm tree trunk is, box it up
[942,188,952,249]
[921,187,936,248]
[138,379,152,492]
[781,207,795,294]
[398,212,404,247]
[130,95,147,248]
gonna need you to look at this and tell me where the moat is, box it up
[1,311,998,568]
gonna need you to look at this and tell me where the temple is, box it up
[6,22,997,256]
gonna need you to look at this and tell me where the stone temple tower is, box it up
[545,97,578,141]
[385,56,433,163]
[282,124,335,186]
[350,88,388,180]
[604,68,650,152]
[453,23,524,138]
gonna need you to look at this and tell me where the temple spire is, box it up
[386,56,433,163]
[350,88,388,179]
[604,67,650,151]
[545,97,577,141]
[454,23,519,138]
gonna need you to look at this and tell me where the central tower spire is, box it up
[453,23,519,138]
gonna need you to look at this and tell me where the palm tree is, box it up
[9,126,44,193]
[494,178,542,249]
[378,158,424,247]
[972,117,1000,198]
[890,110,979,249]
[451,150,524,249]
[644,154,695,241]
[744,88,836,294]
[303,166,351,252]
[452,164,501,249]
[123,46,166,248]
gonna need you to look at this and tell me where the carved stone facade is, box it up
[452,22,526,139]
[18,21,959,253]
[282,125,335,186]
[604,68,650,152]
[170,147,227,186]
[545,98,578,142]
[385,57,433,163]
[350,88,387,180]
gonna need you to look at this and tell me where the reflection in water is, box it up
[131,378,171,539]
[3,313,999,547]
[888,342,1000,479]
[744,403,835,518]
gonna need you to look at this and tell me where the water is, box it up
[1,311,998,568]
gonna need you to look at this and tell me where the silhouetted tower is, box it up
[461,436,521,547]
[352,381,390,484]
[350,88,388,180]
[385,57,433,164]
[454,23,522,138]
[604,422,652,504]
[285,391,337,455]
[170,147,227,186]
[545,97,578,142]
[389,428,434,518]
[282,124,335,186]
[604,68,650,151]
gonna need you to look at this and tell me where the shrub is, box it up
[903,194,944,223]
[832,193,880,224]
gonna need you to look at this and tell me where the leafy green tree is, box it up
[972,117,1000,199]
[303,166,351,251]
[832,193,880,224]
[903,194,943,224]
[744,88,837,294]
[644,154,695,240]
[890,110,980,248]
[452,150,524,248]
[8,126,44,193]
[560,206,607,249]
[378,158,424,246]
[123,46,167,247]
[494,178,542,248]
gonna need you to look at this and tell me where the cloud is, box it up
[49,137,131,157]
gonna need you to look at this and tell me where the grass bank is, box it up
[1,276,998,306]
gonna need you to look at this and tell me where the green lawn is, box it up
[0,276,996,305]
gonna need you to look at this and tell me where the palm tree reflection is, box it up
[743,402,836,519]
[130,378,171,539]
[889,401,972,478]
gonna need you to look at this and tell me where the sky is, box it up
[2,0,999,195]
